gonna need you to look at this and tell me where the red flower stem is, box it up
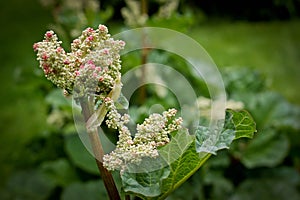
[80,97,121,200]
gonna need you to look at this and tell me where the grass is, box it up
[189,20,300,105]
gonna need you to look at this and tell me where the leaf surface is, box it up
[121,110,256,199]
[65,134,99,175]
[241,129,289,168]
[225,109,256,139]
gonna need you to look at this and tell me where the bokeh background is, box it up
[0,0,299,199]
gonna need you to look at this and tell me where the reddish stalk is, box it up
[80,97,121,200]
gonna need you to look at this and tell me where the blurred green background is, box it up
[0,0,299,199]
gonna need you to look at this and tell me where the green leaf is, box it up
[64,134,99,175]
[159,128,195,164]
[121,167,170,198]
[4,170,56,200]
[262,167,300,185]
[232,91,300,130]
[241,129,289,168]
[196,109,256,155]
[154,129,211,199]
[225,109,256,139]
[196,125,235,154]
[120,128,193,198]
[231,178,300,200]
[222,67,266,95]
[40,158,79,187]
[121,110,256,199]
[155,110,255,198]
[45,89,72,108]
[266,96,300,130]
[61,180,108,200]
[203,170,234,199]
[157,142,211,200]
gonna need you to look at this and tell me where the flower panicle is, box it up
[103,102,183,172]
[33,25,125,96]
[34,25,185,175]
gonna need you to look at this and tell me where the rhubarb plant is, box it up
[33,25,256,200]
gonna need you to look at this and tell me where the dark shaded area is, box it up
[101,0,300,21]
[186,0,300,21]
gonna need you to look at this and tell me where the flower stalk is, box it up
[34,25,125,200]
[34,23,185,200]
[79,97,121,200]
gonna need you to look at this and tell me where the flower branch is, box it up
[34,24,124,200]
[34,24,256,200]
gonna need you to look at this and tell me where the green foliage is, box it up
[223,68,300,170]
[225,109,256,139]
[116,67,300,199]
[220,67,300,198]
[61,180,108,200]
[147,10,196,32]
[2,1,300,198]
[12,133,66,168]
[157,144,209,200]
[40,159,79,187]
[196,109,255,154]
[0,170,56,200]
[196,126,235,154]
[65,134,100,175]
[231,167,300,200]
[240,129,289,168]
[122,167,170,198]
[120,109,256,199]
[232,178,300,200]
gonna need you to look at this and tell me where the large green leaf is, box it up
[232,91,300,130]
[121,129,194,198]
[203,170,234,200]
[121,167,170,198]
[196,125,235,154]
[222,67,266,95]
[2,170,56,200]
[45,89,72,108]
[225,109,256,139]
[159,128,195,164]
[64,134,99,175]
[165,169,205,200]
[241,129,289,168]
[157,142,211,199]
[196,109,256,154]
[151,129,210,199]
[156,110,255,199]
[61,180,108,200]
[40,158,79,187]
[230,178,300,200]
[120,110,256,199]
[267,97,300,130]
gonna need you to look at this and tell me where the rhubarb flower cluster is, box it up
[34,25,184,174]
[33,25,125,96]
[103,100,183,172]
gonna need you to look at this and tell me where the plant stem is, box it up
[138,31,149,105]
[138,0,149,104]
[141,0,148,15]
[80,97,121,200]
